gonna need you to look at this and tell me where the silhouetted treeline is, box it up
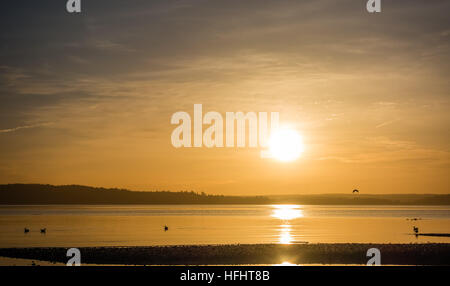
[0,184,448,205]
[0,184,269,204]
[268,194,450,205]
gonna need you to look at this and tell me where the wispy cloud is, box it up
[317,137,450,165]
[0,123,52,134]
[375,119,399,129]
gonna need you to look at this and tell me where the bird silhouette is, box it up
[164,225,169,231]
[352,189,359,194]
[40,228,46,234]
[24,228,30,234]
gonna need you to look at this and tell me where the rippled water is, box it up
[0,205,449,247]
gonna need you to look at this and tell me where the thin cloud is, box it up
[375,119,399,129]
[0,123,52,134]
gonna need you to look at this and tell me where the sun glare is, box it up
[271,205,303,220]
[279,226,293,244]
[268,128,304,162]
[273,261,297,266]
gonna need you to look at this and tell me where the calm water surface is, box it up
[0,205,449,247]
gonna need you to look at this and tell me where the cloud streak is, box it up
[0,123,52,134]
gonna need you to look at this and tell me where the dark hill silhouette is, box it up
[267,193,450,205]
[0,184,269,205]
[0,184,448,205]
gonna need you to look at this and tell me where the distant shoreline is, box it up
[418,233,450,237]
[0,243,449,265]
[1,184,449,205]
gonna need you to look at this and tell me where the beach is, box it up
[0,243,449,266]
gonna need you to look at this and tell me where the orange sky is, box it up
[0,1,449,194]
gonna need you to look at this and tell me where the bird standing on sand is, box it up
[164,225,169,231]
[40,228,46,234]
[24,228,29,233]
[413,226,419,234]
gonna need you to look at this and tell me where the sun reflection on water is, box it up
[279,226,293,244]
[271,205,303,244]
[273,261,298,266]
[271,205,303,220]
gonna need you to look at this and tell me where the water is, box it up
[0,205,449,247]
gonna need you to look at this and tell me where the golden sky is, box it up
[0,0,449,194]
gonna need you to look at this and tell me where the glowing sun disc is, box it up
[268,128,304,162]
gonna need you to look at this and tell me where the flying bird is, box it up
[352,189,359,194]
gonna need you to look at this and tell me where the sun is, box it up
[268,128,304,162]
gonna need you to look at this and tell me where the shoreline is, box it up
[418,233,450,237]
[0,243,449,266]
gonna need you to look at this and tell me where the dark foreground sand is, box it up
[0,243,449,265]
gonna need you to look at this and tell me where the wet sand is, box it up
[0,243,449,266]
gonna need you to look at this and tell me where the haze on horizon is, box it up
[0,0,449,195]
